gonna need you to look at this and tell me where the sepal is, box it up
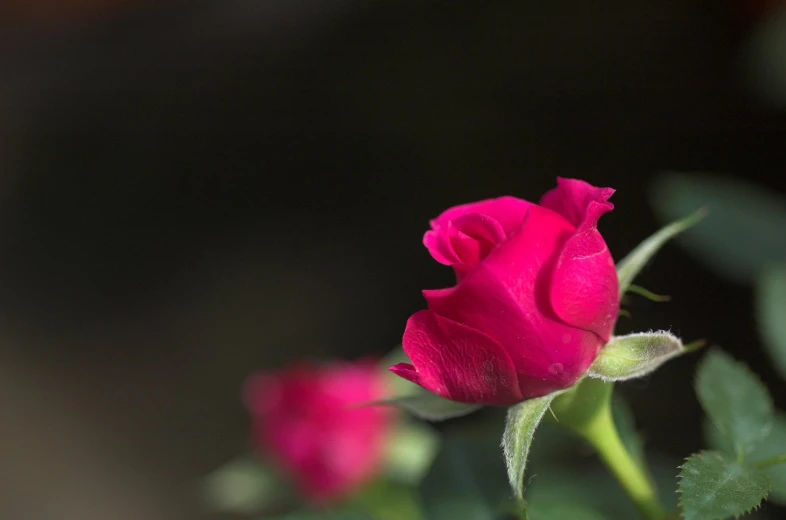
[502,391,565,501]
[588,331,691,381]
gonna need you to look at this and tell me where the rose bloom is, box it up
[391,178,619,406]
[243,360,393,503]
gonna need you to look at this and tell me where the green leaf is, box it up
[503,393,559,501]
[616,208,706,296]
[706,411,786,506]
[201,456,289,515]
[649,172,786,283]
[678,451,770,520]
[695,349,773,459]
[756,265,786,381]
[419,426,514,520]
[373,394,482,421]
[587,331,685,381]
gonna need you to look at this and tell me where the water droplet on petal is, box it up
[562,333,572,344]
[548,363,564,376]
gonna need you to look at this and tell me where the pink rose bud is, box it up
[391,178,619,406]
[243,360,394,504]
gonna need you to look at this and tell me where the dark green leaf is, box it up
[503,393,559,501]
[588,331,685,381]
[756,265,786,381]
[678,451,770,520]
[616,208,706,295]
[649,172,786,283]
[695,349,773,459]
[419,426,513,520]
[706,411,786,506]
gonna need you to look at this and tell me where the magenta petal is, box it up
[428,196,533,236]
[397,310,523,406]
[539,178,614,231]
[389,363,419,384]
[423,206,605,397]
[549,227,619,341]
[423,223,461,266]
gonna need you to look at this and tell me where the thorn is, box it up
[627,284,672,302]
[618,309,632,319]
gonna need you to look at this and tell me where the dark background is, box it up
[0,1,784,519]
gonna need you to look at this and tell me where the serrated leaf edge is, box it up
[677,450,772,520]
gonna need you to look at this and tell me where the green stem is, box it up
[550,379,667,520]
[755,454,786,470]
[581,404,667,520]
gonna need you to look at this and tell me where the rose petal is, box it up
[426,196,532,236]
[549,227,619,341]
[393,309,524,406]
[424,206,601,397]
[423,221,461,266]
[445,213,507,270]
[539,178,614,231]
[245,362,391,504]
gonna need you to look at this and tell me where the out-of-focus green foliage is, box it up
[756,266,786,380]
[695,349,773,459]
[649,172,786,284]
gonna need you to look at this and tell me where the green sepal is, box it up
[502,392,563,501]
[587,331,688,381]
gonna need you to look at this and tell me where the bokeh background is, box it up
[1,1,785,519]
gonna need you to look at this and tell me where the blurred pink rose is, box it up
[391,178,619,406]
[243,360,393,504]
